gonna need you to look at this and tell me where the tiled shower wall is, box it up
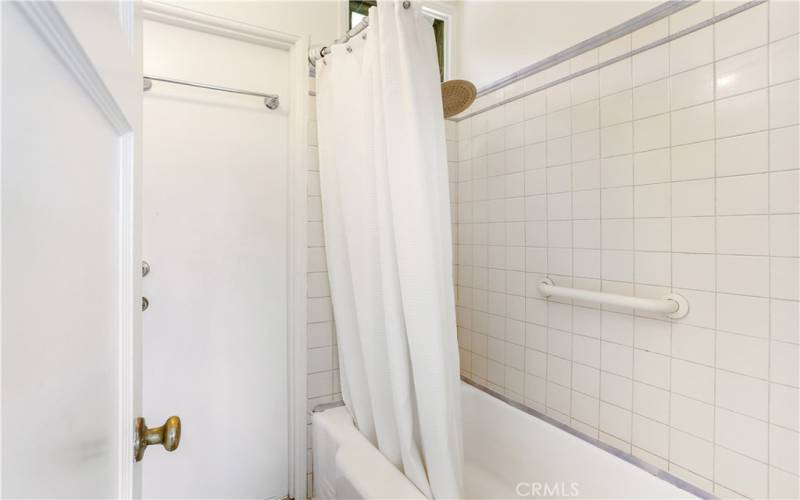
[451,1,799,498]
[306,77,342,495]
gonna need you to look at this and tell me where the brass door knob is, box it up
[134,415,181,462]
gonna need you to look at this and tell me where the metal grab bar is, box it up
[143,75,279,110]
[537,278,689,319]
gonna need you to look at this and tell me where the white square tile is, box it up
[602,219,633,250]
[601,341,633,378]
[771,298,800,344]
[546,381,571,414]
[546,82,571,112]
[717,293,769,338]
[599,401,632,441]
[716,131,769,177]
[771,340,799,386]
[524,92,546,119]
[717,330,769,379]
[770,35,800,85]
[571,100,600,133]
[670,429,714,478]
[601,155,633,188]
[716,408,769,462]
[633,349,670,388]
[634,114,670,152]
[714,3,768,60]
[634,251,670,286]
[672,179,715,217]
[717,254,770,296]
[671,103,715,145]
[600,372,633,411]
[547,109,571,139]
[573,361,601,397]
[672,252,715,290]
[601,122,633,157]
[602,250,634,282]
[634,183,670,218]
[671,141,715,181]
[633,79,669,120]
[634,316,670,354]
[670,27,714,75]
[771,0,800,41]
[632,414,669,458]
[771,214,800,257]
[547,137,571,166]
[574,221,602,251]
[600,91,632,127]
[633,148,671,186]
[717,173,769,215]
[769,425,799,474]
[716,215,769,255]
[671,393,714,441]
[672,323,715,366]
[770,125,799,172]
[671,358,715,403]
[770,170,800,213]
[672,217,715,253]
[770,81,800,129]
[599,59,632,97]
[714,445,768,500]
[717,369,769,420]
[716,46,768,99]
[601,186,634,219]
[633,45,669,86]
[770,382,799,430]
[769,467,800,500]
[601,310,634,345]
[571,391,599,427]
[634,218,670,251]
[571,72,599,105]
[716,89,769,138]
[633,382,669,423]
[573,190,600,220]
[573,160,601,191]
[670,64,714,110]
[572,130,600,162]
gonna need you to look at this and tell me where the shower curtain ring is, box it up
[402,1,410,8]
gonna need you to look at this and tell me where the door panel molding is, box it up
[142,0,299,50]
[15,1,131,133]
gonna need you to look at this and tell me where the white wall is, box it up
[454,1,654,88]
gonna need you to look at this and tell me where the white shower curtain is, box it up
[314,1,464,498]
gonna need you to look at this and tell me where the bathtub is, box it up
[312,381,708,499]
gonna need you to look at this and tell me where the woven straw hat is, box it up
[441,79,476,118]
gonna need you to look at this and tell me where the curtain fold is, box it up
[314,1,464,498]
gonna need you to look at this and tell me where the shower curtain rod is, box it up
[143,75,280,110]
[308,0,411,65]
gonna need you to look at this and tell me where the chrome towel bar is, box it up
[143,75,279,110]
[537,278,689,319]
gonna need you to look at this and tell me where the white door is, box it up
[1,1,142,498]
[141,19,290,499]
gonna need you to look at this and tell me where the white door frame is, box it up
[140,3,309,498]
